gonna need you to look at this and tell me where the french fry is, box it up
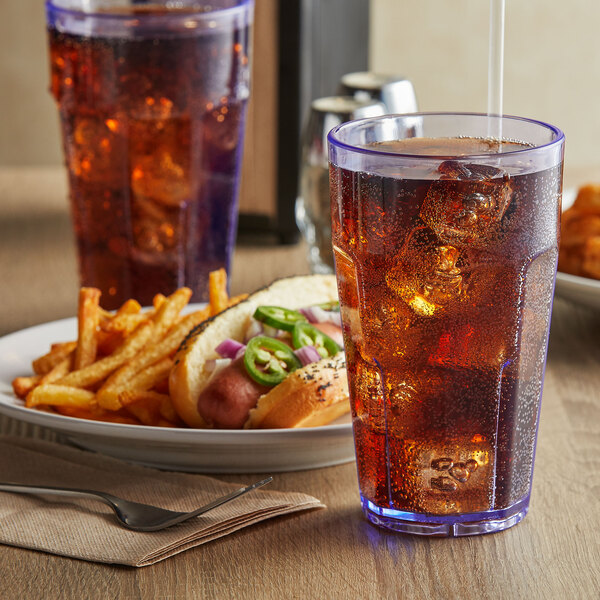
[153,294,167,309]
[209,268,229,315]
[97,358,175,411]
[74,287,101,370]
[100,312,147,334]
[56,321,154,388]
[153,377,170,395]
[97,300,147,355]
[26,384,96,409]
[121,391,177,427]
[151,287,192,339]
[119,389,168,407]
[96,329,126,357]
[572,184,600,215]
[158,394,182,424]
[121,392,162,426]
[227,293,248,307]
[14,272,236,427]
[583,237,600,278]
[99,298,142,325]
[97,309,207,409]
[39,356,72,383]
[14,355,72,399]
[127,357,174,392]
[12,375,42,399]
[32,341,77,375]
[55,405,142,425]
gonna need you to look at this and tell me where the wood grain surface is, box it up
[0,168,598,599]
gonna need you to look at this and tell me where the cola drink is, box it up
[47,2,252,308]
[329,119,564,536]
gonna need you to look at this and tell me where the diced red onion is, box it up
[325,310,342,327]
[215,338,246,359]
[244,319,264,342]
[300,306,342,327]
[262,324,280,338]
[205,358,232,373]
[294,345,322,366]
[298,307,312,321]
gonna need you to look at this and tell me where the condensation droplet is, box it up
[431,457,454,471]
[431,476,457,492]
[465,459,479,473]
[449,463,470,483]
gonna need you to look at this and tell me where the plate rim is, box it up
[555,270,600,289]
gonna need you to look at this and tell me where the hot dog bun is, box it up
[169,274,349,429]
[244,353,348,429]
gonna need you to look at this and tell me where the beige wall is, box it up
[371,0,597,170]
[1,1,597,171]
[1,2,62,166]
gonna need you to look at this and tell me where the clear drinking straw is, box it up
[487,0,505,145]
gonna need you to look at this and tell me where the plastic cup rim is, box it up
[45,0,253,21]
[327,111,565,160]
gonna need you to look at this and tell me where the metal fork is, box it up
[0,477,273,532]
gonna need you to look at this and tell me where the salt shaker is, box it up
[296,96,386,274]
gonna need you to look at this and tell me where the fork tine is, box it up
[184,477,273,520]
[138,476,274,531]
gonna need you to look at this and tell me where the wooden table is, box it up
[0,167,598,599]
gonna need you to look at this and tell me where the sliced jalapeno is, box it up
[243,335,302,386]
[291,322,341,359]
[253,305,307,332]
[317,301,340,312]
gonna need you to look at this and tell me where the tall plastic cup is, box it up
[46,0,254,309]
[328,113,564,536]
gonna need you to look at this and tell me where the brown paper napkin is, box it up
[0,436,324,567]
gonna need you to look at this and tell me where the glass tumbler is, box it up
[47,0,254,309]
[329,113,564,536]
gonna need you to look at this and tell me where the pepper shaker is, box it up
[296,96,386,274]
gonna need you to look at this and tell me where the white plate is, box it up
[555,272,600,310]
[554,188,600,310]
[0,315,355,473]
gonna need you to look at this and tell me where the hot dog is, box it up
[169,274,350,429]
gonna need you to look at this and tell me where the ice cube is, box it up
[438,161,505,181]
[385,375,424,435]
[130,151,191,207]
[420,160,513,247]
[133,216,179,254]
[386,227,464,317]
[427,319,511,374]
[352,359,423,438]
[350,356,386,433]
[67,117,122,186]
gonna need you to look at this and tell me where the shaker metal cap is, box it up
[339,71,418,114]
